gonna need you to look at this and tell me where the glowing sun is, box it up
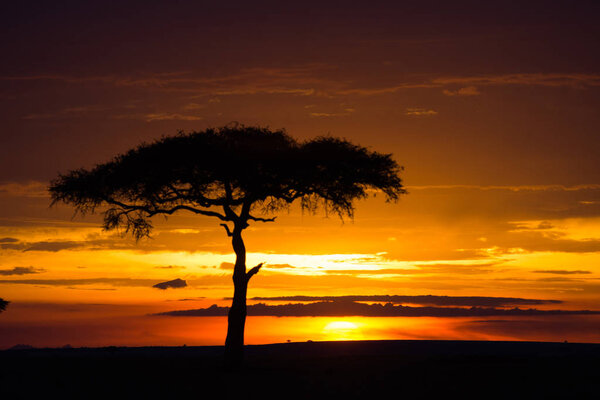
[322,320,362,341]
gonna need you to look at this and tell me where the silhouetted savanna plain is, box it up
[2,341,600,399]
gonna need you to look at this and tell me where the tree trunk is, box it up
[224,228,247,367]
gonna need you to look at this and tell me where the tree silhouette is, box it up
[0,298,8,313]
[49,125,406,366]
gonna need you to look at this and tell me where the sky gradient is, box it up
[1,1,600,347]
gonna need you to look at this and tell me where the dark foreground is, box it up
[2,340,599,399]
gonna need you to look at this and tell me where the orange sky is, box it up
[1,1,600,347]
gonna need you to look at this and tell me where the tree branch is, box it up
[104,199,229,221]
[222,204,240,222]
[240,200,251,220]
[148,205,228,221]
[246,263,264,281]
[220,223,233,237]
[247,214,277,223]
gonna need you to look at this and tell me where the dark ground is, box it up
[1,340,599,399]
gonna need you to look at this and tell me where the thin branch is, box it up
[105,199,229,221]
[246,262,264,281]
[148,205,228,221]
[248,214,277,223]
[220,223,233,237]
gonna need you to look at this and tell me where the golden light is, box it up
[322,320,362,341]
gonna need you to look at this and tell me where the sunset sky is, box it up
[1,1,600,347]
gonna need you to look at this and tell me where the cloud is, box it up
[309,107,355,118]
[533,270,592,275]
[0,266,45,276]
[340,73,600,96]
[337,83,439,95]
[536,221,554,230]
[143,113,203,122]
[219,262,234,270]
[405,108,437,116]
[431,73,600,89]
[333,265,496,276]
[496,234,600,254]
[112,112,205,122]
[309,112,351,117]
[182,103,206,111]
[156,300,597,318]
[174,297,206,301]
[0,237,134,252]
[408,184,600,192]
[0,276,230,288]
[0,181,48,198]
[4,71,600,101]
[0,242,26,250]
[443,86,480,96]
[22,105,109,120]
[0,237,19,243]
[248,295,562,307]
[152,278,188,290]
[154,265,186,270]
[22,241,84,252]
[264,263,296,270]
[0,278,168,287]
[111,65,329,96]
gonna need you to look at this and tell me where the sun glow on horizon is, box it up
[322,320,363,341]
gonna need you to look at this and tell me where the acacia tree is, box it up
[49,125,405,365]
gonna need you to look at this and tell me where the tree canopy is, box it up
[50,126,406,238]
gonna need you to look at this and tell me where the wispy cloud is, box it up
[22,105,109,120]
[0,278,170,287]
[4,71,600,99]
[432,73,600,88]
[249,294,561,307]
[182,103,205,111]
[337,83,437,96]
[23,241,84,252]
[405,108,437,116]
[443,86,480,96]
[0,237,132,252]
[0,266,45,276]
[143,113,203,122]
[153,265,187,270]
[408,184,600,192]
[310,111,354,118]
[1,239,88,252]
[533,270,592,275]
[1,65,329,97]
[0,276,229,288]
[0,182,48,198]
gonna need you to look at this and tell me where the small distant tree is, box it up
[0,298,8,313]
[49,125,405,366]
